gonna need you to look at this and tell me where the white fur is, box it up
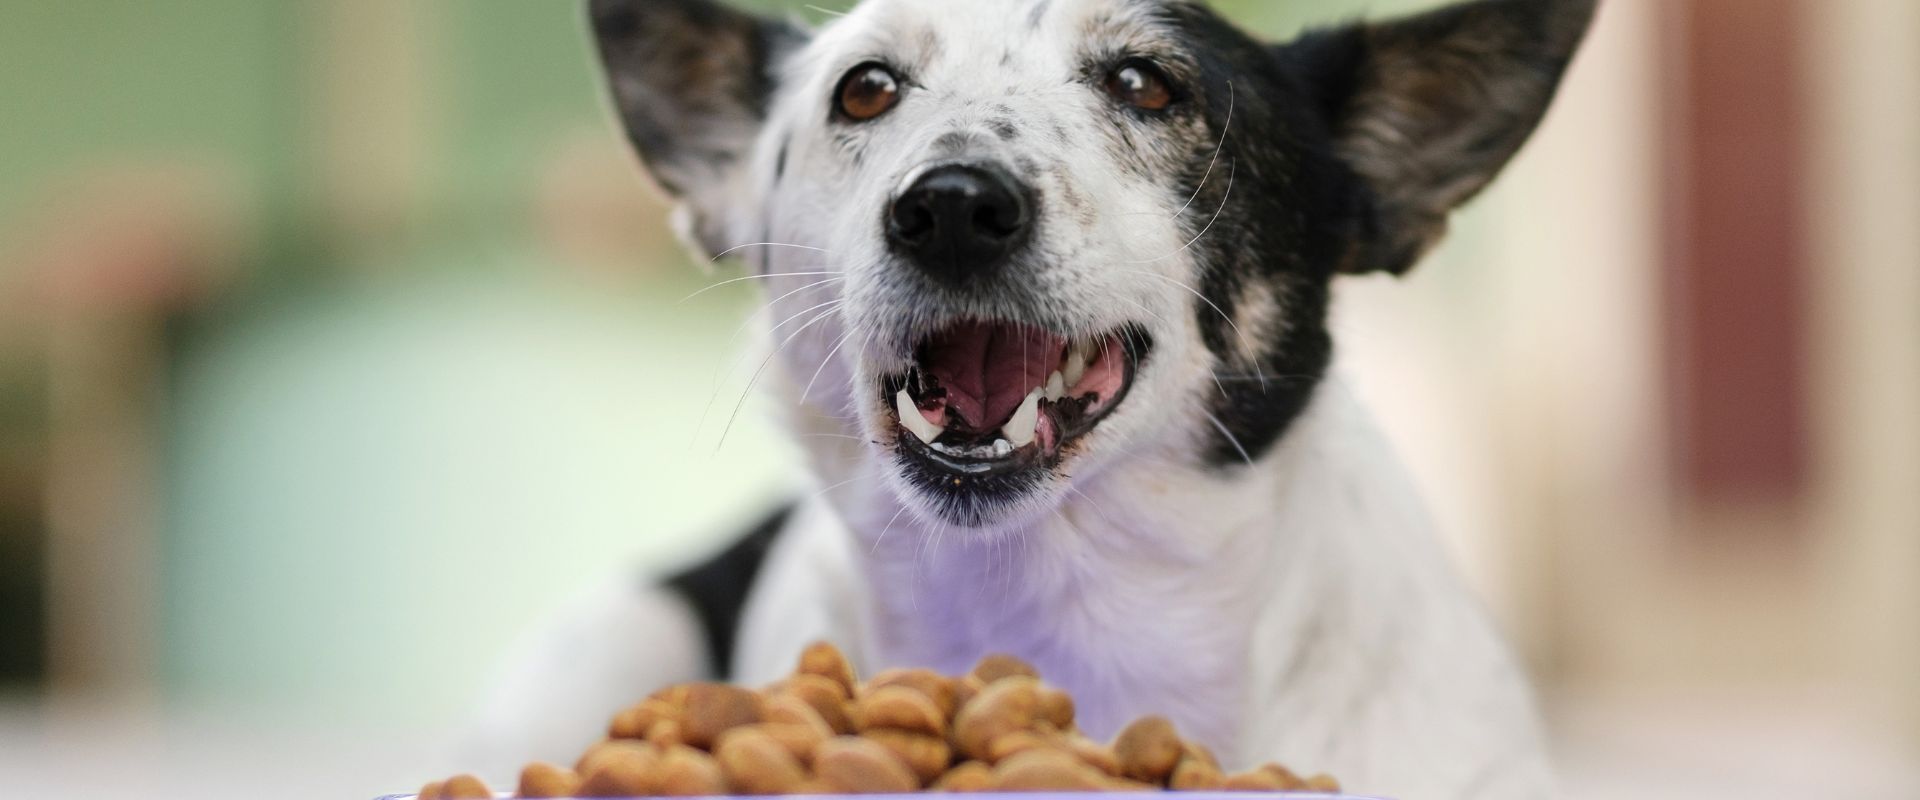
[471,2,1558,798]
[738,377,1553,799]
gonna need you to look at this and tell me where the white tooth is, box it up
[1045,371,1066,401]
[1002,389,1042,448]
[993,439,1014,457]
[1063,345,1088,389]
[896,389,944,444]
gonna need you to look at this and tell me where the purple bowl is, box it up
[370,790,1382,794]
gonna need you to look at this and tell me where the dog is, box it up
[468,1,1596,798]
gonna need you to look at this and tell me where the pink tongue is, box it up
[922,321,1065,430]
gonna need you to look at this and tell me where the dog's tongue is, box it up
[921,321,1065,430]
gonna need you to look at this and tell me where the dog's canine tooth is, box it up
[1002,389,1042,448]
[896,389,944,444]
[1063,345,1088,389]
[1045,371,1066,402]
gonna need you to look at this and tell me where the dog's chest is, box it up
[853,501,1276,756]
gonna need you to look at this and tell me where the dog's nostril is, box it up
[886,163,1031,285]
[893,203,936,242]
[974,204,1017,238]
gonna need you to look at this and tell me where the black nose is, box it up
[887,163,1031,286]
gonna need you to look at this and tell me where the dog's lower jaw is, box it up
[747,376,1555,799]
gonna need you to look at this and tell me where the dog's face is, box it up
[590,0,1593,528]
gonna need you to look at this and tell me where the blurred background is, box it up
[0,1,1914,798]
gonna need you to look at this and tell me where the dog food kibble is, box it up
[416,643,1340,797]
[517,762,584,799]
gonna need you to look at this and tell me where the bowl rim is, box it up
[375,794,1386,800]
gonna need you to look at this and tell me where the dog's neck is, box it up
[786,376,1448,759]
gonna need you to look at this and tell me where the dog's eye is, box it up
[1104,59,1175,112]
[836,62,902,122]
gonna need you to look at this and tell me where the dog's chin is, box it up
[871,319,1153,528]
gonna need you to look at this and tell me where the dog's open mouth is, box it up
[882,320,1151,476]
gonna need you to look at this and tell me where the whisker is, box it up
[1203,410,1256,467]
[807,475,866,503]
[690,294,848,449]
[716,302,845,451]
[802,326,859,406]
[1170,81,1234,220]
[798,433,868,442]
[709,242,832,262]
[873,504,911,556]
[1123,160,1234,265]
[676,270,842,305]
[722,276,845,351]
[1123,266,1267,390]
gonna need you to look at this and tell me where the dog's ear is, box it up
[588,0,806,257]
[1278,0,1597,275]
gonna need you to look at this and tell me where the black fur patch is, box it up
[1139,0,1590,467]
[663,504,794,678]
[589,0,802,200]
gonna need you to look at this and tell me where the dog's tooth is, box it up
[1045,371,1066,401]
[1002,389,1042,448]
[895,389,944,444]
[993,439,1014,457]
[1063,346,1088,389]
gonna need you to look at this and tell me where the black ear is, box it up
[1280,0,1597,275]
[588,0,806,255]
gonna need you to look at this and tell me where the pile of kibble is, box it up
[416,643,1339,798]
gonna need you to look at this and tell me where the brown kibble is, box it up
[577,743,662,797]
[1221,768,1286,791]
[950,675,986,715]
[969,653,1039,684]
[440,775,491,799]
[517,762,582,799]
[1169,758,1225,790]
[610,698,681,740]
[1104,776,1161,792]
[1112,715,1183,783]
[798,641,860,697]
[406,651,1346,799]
[951,677,1041,761]
[737,721,830,762]
[931,761,995,792]
[715,727,811,794]
[1062,736,1121,775]
[764,693,835,733]
[865,668,961,719]
[990,749,1110,791]
[1183,741,1220,769]
[864,728,954,784]
[781,673,857,734]
[858,685,947,736]
[985,730,1054,764]
[1259,763,1307,790]
[653,747,729,797]
[575,740,659,778]
[815,735,922,794]
[650,684,692,706]
[1037,688,1075,731]
[646,719,685,748]
[681,683,765,749]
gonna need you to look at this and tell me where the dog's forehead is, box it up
[817,0,1185,75]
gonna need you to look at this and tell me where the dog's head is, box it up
[589,0,1594,528]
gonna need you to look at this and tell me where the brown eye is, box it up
[1104,59,1174,111]
[836,62,901,122]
